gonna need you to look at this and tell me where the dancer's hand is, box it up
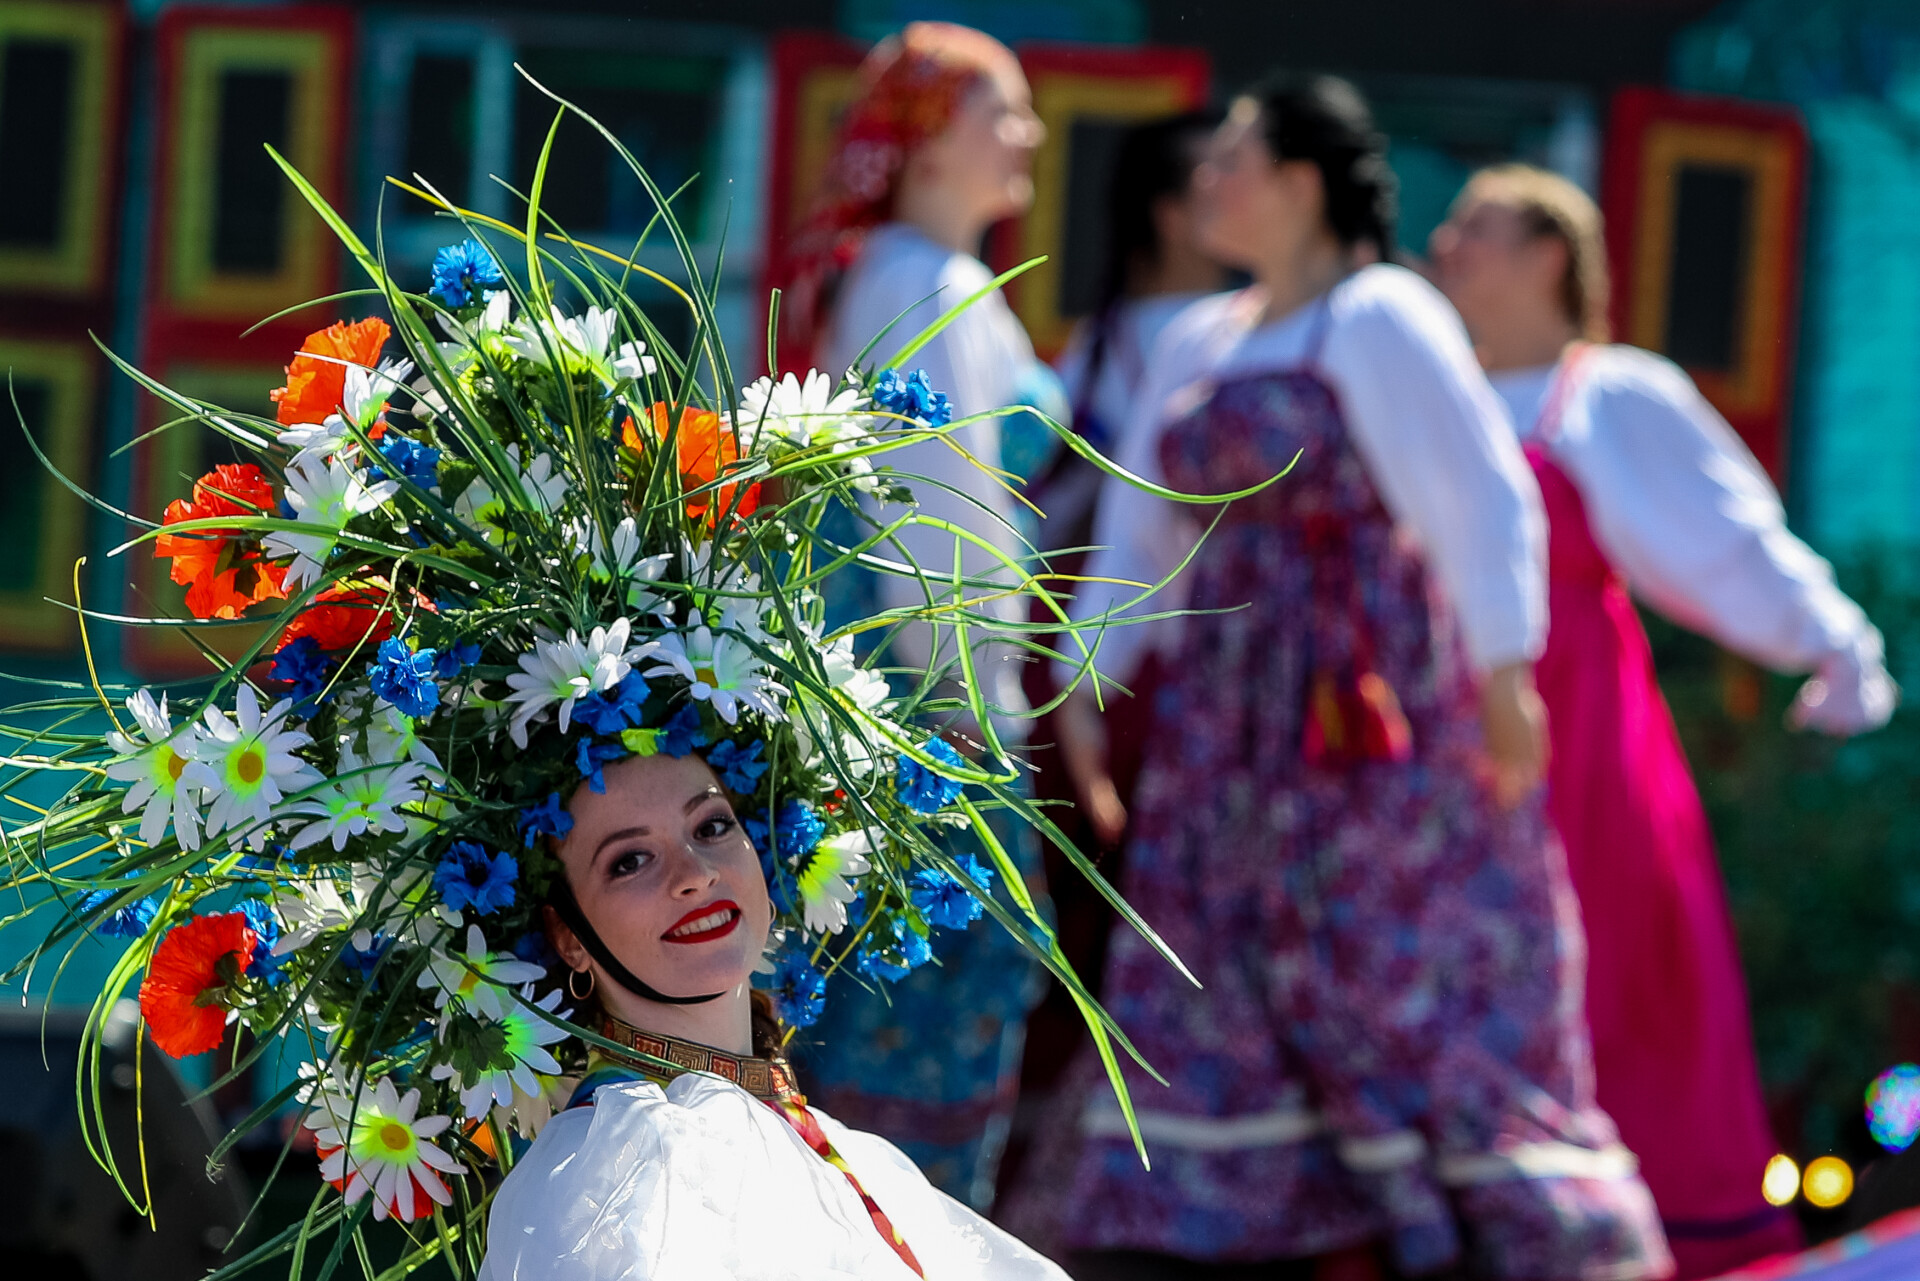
[1055,688,1128,846]
[1479,661,1549,809]
[1789,633,1899,736]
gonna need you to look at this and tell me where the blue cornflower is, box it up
[236,899,288,983]
[370,637,441,719]
[432,841,519,916]
[575,737,629,793]
[895,737,966,815]
[768,950,828,1028]
[518,791,575,848]
[79,890,158,939]
[433,639,483,680]
[707,738,768,793]
[910,852,994,930]
[276,495,296,520]
[512,930,558,968]
[270,636,337,708]
[772,798,826,863]
[367,432,443,491]
[657,704,709,758]
[858,913,934,983]
[871,368,953,428]
[341,933,389,988]
[573,670,650,735]
[430,239,506,308]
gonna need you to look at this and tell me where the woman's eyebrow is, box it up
[683,786,723,814]
[594,826,649,864]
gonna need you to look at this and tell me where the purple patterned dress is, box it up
[1059,352,1672,1278]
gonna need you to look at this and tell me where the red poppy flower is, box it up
[275,580,398,653]
[139,913,257,1058]
[623,403,761,527]
[154,463,289,620]
[271,317,392,426]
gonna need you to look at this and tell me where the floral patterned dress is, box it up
[1058,347,1673,1278]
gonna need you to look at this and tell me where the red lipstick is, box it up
[661,900,742,945]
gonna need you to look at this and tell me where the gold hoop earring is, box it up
[567,968,596,1001]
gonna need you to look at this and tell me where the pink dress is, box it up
[1526,355,1803,1279]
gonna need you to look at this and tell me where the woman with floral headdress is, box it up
[1431,164,1896,1277]
[1044,77,1672,1278]
[0,90,1169,1277]
[782,22,1061,1208]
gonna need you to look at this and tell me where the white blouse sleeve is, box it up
[1555,350,1894,733]
[1321,268,1548,673]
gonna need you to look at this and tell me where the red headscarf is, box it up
[781,23,1022,368]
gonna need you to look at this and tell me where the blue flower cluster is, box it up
[367,432,442,490]
[857,913,934,983]
[706,738,768,793]
[658,704,708,758]
[433,841,519,916]
[573,671,650,735]
[433,639,482,681]
[371,638,441,719]
[895,737,966,815]
[518,792,575,848]
[79,890,158,939]
[341,933,389,989]
[747,799,825,916]
[872,368,953,428]
[237,899,288,983]
[769,950,828,1027]
[271,636,338,709]
[430,239,506,308]
[575,738,627,793]
[910,853,994,930]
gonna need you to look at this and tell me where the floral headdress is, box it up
[0,86,1241,1275]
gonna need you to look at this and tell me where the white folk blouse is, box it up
[1492,345,1895,735]
[1062,264,1548,688]
[478,1073,1069,1280]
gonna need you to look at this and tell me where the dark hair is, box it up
[1248,73,1397,259]
[1092,108,1224,318]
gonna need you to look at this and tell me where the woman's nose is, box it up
[666,844,719,895]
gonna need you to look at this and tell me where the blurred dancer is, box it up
[784,22,1054,1209]
[1042,77,1669,1280]
[1000,107,1230,1210]
[1432,164,1896,1278]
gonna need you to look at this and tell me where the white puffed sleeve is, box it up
[1552,348,1895,734]
[1320,267,1548,673]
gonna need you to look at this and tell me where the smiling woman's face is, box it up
[550,753,772,1007]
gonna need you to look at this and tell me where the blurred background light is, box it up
[1803,1156,1854,1209]
[1763,1153,1801,1207]
[1866,1063,1920,1151]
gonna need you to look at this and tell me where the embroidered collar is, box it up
[597,1014,802,1104]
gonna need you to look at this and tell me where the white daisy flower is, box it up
[182,685,321,846]
[503,616,656,748]
[364,704,443,772]
[103,690,204,850]
[738,369,866,450]
[419,924,545,1021]
[287,749,428,852]
[271,876,354,956]
[507,304,655,387]
[820,635,890,713]
[263,454,400,590]
[454,445,568,533]
[305,1074,465,1223]
[429,985,569,1117]
[795,831,874,935]
[645,626,786,725]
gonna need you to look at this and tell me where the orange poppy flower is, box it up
[140,912,257,1058]
[275,580,398,653]
[155,463,290,620]
[623,403,761,527]
[271,317,392,426]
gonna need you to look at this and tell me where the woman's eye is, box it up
[608,849,651,878]
[695,813,737,842]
